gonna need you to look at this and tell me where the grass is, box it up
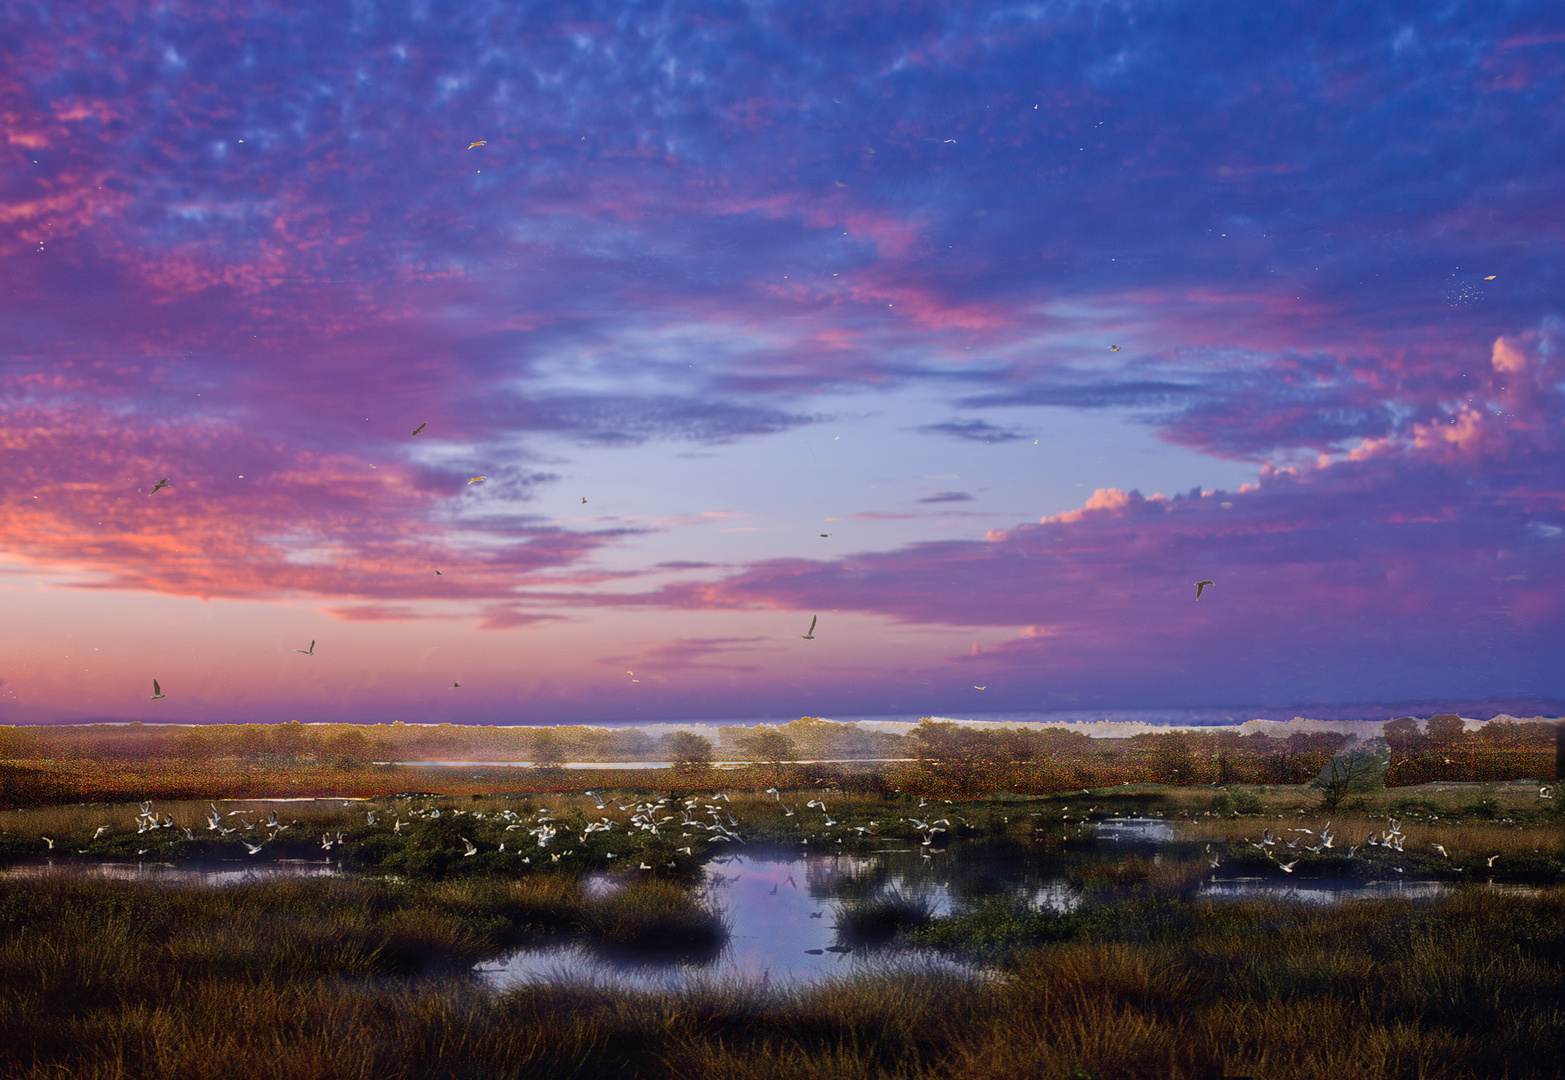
[2,778,1562,1076]
[1,868,1562,1078]
[3,782,1560,888]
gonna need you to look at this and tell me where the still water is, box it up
[3,818,1504,992]
[5,858,342,886]
[476,820,1464,993]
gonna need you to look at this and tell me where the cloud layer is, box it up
[2,1,1562,719]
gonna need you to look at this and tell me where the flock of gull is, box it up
[33,783,1552,878]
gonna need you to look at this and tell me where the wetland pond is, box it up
[477,817,1485,992]
[4,817,1520,992]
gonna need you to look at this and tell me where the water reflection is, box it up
[3,858,341,886]
[479,850,986,994]
[478,820,1483,992]
[1091,816,1178,843]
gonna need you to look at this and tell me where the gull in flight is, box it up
[974,685,986,690]
[798,615,818,640]
[1194,579,1214,600]
[242,838,265,855]
[93,825,109,840]
[150,679,166,700]
[147,478,169,495]
[451,681,461,689]
[467,476,487,485]
[410,422,427,436]
[1432,843,1450,859]
[1110,345,1121,352]
[42,836,54,850]
[1274,858,1298,873]
[461,837,478,857]
[581,496,587,504]
[1486,854,1500,867]
[468,140,486,149]
[294,640,315,656]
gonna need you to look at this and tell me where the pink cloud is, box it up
[0,404,613,603]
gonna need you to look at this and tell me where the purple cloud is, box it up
[914,420,1029,443]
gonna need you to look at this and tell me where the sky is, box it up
[2,0,1562,728]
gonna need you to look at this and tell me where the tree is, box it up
[529,728,566,771]
[1382,717,1421,746]
[1312,739,1388,810]
[1131,732,1197,784]
[270,721,308,760]
[664,731,714,773]
[326,729,371,769]
[734,727,795,765]
[910,719,989,764]
[1425,714,1466,744]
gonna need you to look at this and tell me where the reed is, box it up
[2,869,1562,1079]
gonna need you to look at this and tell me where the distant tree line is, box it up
[0,714,1553,787]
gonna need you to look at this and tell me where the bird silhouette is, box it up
[150,679,166,700]
[798,615,817,640]
[467,476,487,485]
[294,640,315,655]
[1110,345,1121,352]
[1194,579,1214,600]
[147,478,169,495]
[468,140,486,149]
[411,422,427,436]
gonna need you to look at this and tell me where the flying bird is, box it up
[294,640,315,656]
[467,140,486,149]
[974,686,986,690]
[410,422,427,436]
[581,496,587,504]
[148,478,169,495]
[467,476,487,485]
[798,615,817,640]
[1194,579,1214,600]
[451,681,461,689]
[92,825,109,840]
[1110,345,1121,352]
[435,570,442,575]
[150,679,165,700]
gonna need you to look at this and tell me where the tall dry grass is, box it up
[2,867,1562,1079]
